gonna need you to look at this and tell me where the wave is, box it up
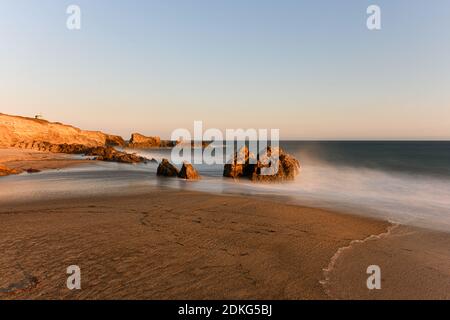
[132,146,450,232]
[319,222,400,298]
[1,142,450,233]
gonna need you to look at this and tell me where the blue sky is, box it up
[1,0,449,139]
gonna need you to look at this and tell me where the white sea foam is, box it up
[1,146,450,232]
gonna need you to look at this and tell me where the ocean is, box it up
[1,141,449,232]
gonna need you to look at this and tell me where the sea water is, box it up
[1,141,449,232]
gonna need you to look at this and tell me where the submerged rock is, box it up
[157,159,179,177]
[178,162,200,180]
[223,146,300,182]
[86,146,146,164]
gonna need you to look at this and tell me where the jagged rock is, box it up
[223,146,300,182]
[178,162,200,180]
[223,146,256,178]
[0,165,20,177]
[251,147,300,182]
[105,134,126,147]
[127,133,177,148]
[127,133,161,148]
[157,159,179,177]
[12,141,148,164]
[86,146,147,164]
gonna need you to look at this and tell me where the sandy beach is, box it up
[0,148,92,174]
[0,148,449,300]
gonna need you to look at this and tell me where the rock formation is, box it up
[157,159,179,177]
[86,146,147,164]
[251,147,300,182]
[0,113,154,164]
[0,165,20,177]
[11,141,148,164]
[223,146,300,182]
[178,162,200,180]
[105,134,126,147]
[128,133,161,148]
[223,146,256,178]
[127,133,177,148]
[0,113,178,167]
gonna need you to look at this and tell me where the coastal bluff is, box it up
[0,113,124,148]
[0,113,152,169]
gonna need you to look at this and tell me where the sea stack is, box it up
[223,146,300,182]
[178,162,200,180]
[157,159,179,177]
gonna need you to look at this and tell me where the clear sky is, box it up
[1,0,449,139]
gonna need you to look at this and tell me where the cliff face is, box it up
[0,113,121,148]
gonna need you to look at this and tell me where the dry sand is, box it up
[0,149,449,300]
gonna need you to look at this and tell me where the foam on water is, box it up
[1,142,450,232]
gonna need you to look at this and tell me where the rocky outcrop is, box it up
[0,113,175,166]
[251,147,300,182]
[157,159,179,177]
[105,134,126,147]
[12,141,88,154]
[12,141,148,164]
[0,165,20,177]
[128,133,160,148]
[127,133,177,148]
[86,146,147,164]
[178,162,200,180]
[223,147,256,178]
[223,146,300,182]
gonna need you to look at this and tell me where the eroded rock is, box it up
[223,146,300,182]
[178,162,200,180]
[157,159,179,177]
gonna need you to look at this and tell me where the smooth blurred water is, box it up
[1,141,450,232]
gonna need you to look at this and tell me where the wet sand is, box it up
[0,189,449,300]
[0,149,449,300]
[0,148,91,174]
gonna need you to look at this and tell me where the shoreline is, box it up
[1,190,449,299]
[1,148,449,299]
[0,148,94,175]
[0,188,389,299]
